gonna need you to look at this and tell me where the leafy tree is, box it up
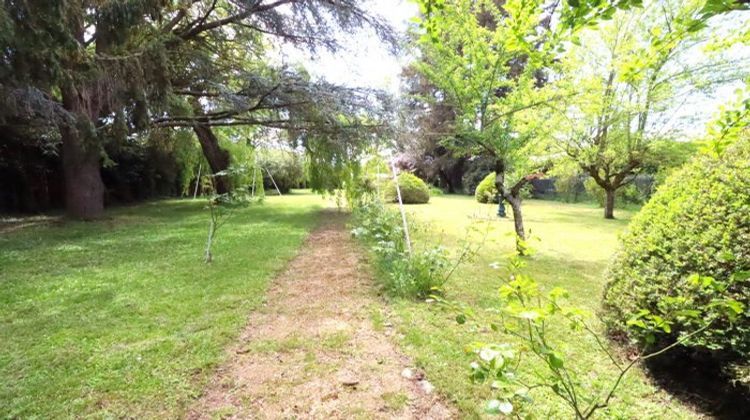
[413,0,560,254]
[554,0,749,218]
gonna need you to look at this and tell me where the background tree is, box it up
[413,0,561,254]
[0,0,394,218]
[398,64,465,193]
[553,0,749,218]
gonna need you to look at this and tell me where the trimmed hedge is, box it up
[602,139,750,388]
[475,172,499,203]
[384,172,430,204]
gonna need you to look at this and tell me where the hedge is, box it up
[602,139,750,389]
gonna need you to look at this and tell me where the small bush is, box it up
[475,172,498,204]
[384,172,430,204]
[602,139,750,389]
[553,174,587,203]
[429,185,445,196]
[351,198,449,298]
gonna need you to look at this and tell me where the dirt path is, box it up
[188,211,455,419]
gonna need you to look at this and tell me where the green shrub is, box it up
[351,198,449,298]
[429,185,445,196]
[475,172,498,203]
[384,172,430,204]
[602,139,750,388]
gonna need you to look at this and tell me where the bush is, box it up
[475,172,498,204]
[384,172,430,204]
[351,198,450,298]
[429,185,445,196]
[602,139,750,389]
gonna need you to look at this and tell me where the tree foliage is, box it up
[413,0,560,254]
[553,0,749,219]
[0,0,395,218]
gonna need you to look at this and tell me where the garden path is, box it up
[188,210,454,419]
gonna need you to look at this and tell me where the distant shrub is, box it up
[351,198,450,298]
[384,172,430,204]
[475,172,498,204]
[429,186,445,196]
[602,139,750,390]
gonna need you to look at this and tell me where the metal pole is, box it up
[265,167,282,196]
[251,156,257,197]
[193,164,202,199]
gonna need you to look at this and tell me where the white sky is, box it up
[275,1,747,138]
[277,0,419,94]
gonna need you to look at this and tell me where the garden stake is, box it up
[390,163,412,256]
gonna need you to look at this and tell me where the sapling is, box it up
[437,257,744,418]
[203,166,254,263]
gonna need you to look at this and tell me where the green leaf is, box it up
[718,251,735,262]
[548,352,565,369]
[456,314,467,324]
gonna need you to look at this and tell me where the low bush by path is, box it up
[0,193,322,418]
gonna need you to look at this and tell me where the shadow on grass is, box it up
[645,349,750,420]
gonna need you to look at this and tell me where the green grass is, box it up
[0,192,324,418]
[389,195,696,419]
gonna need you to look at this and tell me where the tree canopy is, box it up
[0,0,395,218]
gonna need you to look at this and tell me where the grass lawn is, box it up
[0,192,323,418]
[388,195,697,419]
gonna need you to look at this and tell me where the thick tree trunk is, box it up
[193,124,231,194]
[61,128,105,219]
[60,85,105,220]
[604,188,616,219]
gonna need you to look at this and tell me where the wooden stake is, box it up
[390,163,412,255]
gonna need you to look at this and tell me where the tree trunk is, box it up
[60,127,105,219]
[494,158,507,217]
[604,188,616,219]
[507,195,527,255]
[193,124,231,194]
[60,84,105,220]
